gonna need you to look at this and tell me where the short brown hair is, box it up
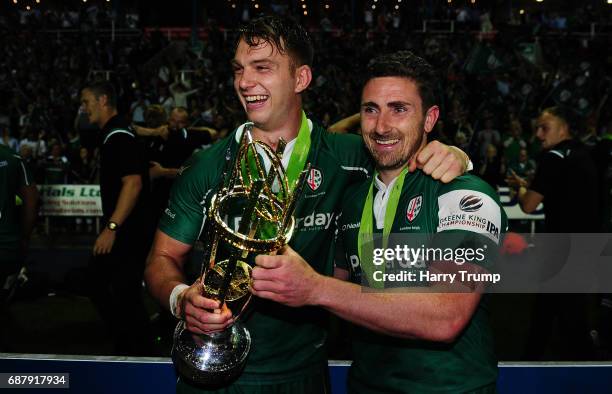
[144,105,167,128]
[364,51,438,115]
[83,81,117,109]
[237,15,314,70]
[542,106,581,136]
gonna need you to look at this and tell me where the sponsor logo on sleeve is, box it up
[164,207,176,220]
[437,190,501,243]
[459,195,483,212]
[307,167,323,191]
[406,194,422,223]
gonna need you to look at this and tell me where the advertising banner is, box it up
[39,185,102,217]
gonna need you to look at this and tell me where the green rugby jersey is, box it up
[335,170,507,394]
[0,144,33,262]
[159,118,371,383]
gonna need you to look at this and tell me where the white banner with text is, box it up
[38,184,102,217]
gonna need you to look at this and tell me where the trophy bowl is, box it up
[171,125,308,386]
[172,260,252,386]
[173,320,251,385]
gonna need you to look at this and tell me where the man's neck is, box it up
[378,139,426,186]
[98,110,118,129]
[250,107,302,150]
[378,166,406,186]
[549,136,572,150]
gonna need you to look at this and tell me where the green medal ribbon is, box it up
[284,110,312,193]
[357,167,409,289]
[242,111,311,238]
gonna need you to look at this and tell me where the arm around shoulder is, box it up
[252,246,481,342]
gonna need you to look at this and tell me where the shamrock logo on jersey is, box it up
[406,194,422,222]
[307,167,323,191]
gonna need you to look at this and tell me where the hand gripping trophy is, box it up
[172,124,309,385]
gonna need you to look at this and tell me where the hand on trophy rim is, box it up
[180,279,235,334]
[251,245,323,308]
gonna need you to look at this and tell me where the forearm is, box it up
[150,166,179,180]
[144,230,194,311]
[514,173,542,214]
[313,275,475,342]
[518,188,537,213]
[109,176,141,224]
[328,113,360,133]
[145,252,188,310]
[162,168,179,179]
[133,125,162,137]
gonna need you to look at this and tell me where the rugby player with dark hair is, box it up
[252,51,507,393]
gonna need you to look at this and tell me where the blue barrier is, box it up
[1,354,612,394]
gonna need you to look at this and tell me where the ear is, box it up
[423,105,440,134]
[98,94,109,108]
[560,122,571,138]
[294,65,312,94]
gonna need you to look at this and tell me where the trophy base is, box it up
[172,320,251,386]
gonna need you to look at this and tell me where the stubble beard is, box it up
[366,122,425,172]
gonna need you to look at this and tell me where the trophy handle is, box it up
[197,208,220,281]
[217,179,264,305]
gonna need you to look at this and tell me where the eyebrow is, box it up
[388,101,412,108]
[361,101,412,109]
[361,101,379,109]
[251,59,275,65]
[231,58,276,68]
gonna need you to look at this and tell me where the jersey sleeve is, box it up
[158,151,215,245]
[13,153,33,187]
[433,176,507,270]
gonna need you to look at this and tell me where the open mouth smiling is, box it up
[244,95,269,103]
[374,138,399,146]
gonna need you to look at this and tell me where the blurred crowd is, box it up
[0,2,611,197]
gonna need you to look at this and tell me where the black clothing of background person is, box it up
[90,114,154,356]
[524,138,600,361]
[147,126,212,223]
[529,139,599,233]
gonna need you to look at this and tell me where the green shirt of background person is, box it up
[0,144,38,270]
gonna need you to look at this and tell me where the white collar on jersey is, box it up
[233,119,313,173]
[372,172,403,230]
